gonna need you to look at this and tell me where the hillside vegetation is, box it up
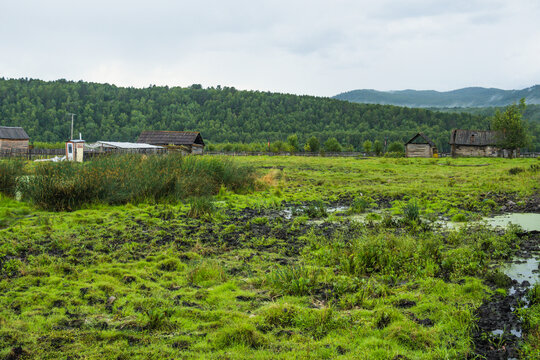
[0,78,513,153]
[334,86,540,108]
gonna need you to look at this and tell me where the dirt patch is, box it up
[472,232,540,359]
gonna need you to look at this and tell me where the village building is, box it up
[0,126,29,151]
[405,133,438,158]
[449,129,501,157]
[137,131,205,154]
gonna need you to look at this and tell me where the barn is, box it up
[405,133,438,158]
[137,131,205,154]
[0,126,29,151]
[449,129,500,157]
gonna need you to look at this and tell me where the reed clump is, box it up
[20,154,254,211]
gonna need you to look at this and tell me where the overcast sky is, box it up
[1,0,539,97]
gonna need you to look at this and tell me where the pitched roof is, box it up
[0,126,29,140]
[94,141,163,149]
[405,133,436,147]
[449,129,498,146]
[137,131,205,146]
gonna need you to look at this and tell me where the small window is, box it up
[68,143,73,154]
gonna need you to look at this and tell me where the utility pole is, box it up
[67,113,76,140]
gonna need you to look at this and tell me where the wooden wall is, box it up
[406,143,433,158]
[0,139,29,151]
[451,145,498,157]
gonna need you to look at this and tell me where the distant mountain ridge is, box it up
[334,86,540,108]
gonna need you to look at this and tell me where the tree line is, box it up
[1,78,538,152]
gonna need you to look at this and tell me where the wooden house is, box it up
[0,126,29,151]
[137,131,205,154]
[405,133,438,158]
[449,129,499,157]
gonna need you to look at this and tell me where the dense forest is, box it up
[1,78,539,152]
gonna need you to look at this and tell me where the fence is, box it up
[1,148,538,160]
[0,148,64,160]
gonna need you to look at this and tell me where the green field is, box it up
[1,156,539,359]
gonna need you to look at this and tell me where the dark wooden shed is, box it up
[449,129,500,157]
[405,133,438,158]
[137,131,205,154]
[0,126,29,151]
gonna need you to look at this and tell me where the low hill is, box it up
[1,78,538,152]
[334,86,540,108]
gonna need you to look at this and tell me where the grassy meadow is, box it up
[0,155,539,359]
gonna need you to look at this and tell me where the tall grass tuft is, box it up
[0,160,25,197]
[20,154,255,211]
[402,199,420,223]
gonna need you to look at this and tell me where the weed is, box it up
[187,196,215,219]
[186,261,226,286]
[528,283,540,305]
[267,264,319,296]
[451,213,468,222]
[214,322,266,349]
[508,167,525,175]
[0,160,25,197]
[145,308,174,330]
[303,200,327,218]
[348,197,370,214]
[402,199,420,223]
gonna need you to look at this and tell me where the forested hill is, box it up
[0,78,535,152]
[334,86,540,108]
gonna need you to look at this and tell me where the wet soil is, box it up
[472,232,540,359]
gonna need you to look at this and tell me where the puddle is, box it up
[280,205,350,220]
[502,257,540,285]
[486,213,540,232]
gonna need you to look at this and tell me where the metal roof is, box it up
[0,126,29,140]
[449,129,498,146]
[137,131,205,146]
[93,141,163,149]
[405,133,436,147]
